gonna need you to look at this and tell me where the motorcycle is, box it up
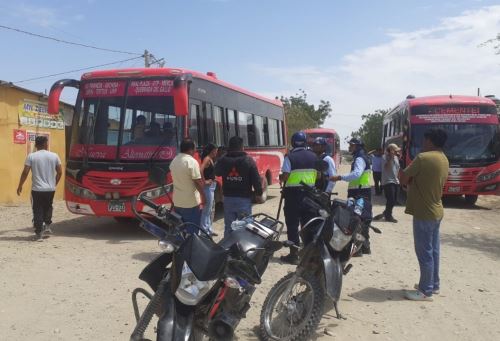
[259,182,381,341]
[129,192,285,341]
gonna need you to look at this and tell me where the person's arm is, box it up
[399,155,420,186]
[189,160,206,205]
[55,155,62,186]
[279,156,291,185]
[325,157,336,192]
[249,159,263,202]
[17,165,31,196]
[330,157,365,182]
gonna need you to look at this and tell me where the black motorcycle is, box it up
[129,192,284,341]
[259,182,381,341]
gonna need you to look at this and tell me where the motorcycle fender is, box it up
[320,243,343,302]
[139,253,172,292]
[156,290,194,341]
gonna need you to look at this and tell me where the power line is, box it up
[14,56,143,84]
[0,24,142,56]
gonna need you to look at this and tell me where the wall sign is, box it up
[13,129,26,144]
[18,99,65,130]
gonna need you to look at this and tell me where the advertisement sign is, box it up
[13,129,26,144]
[82,81,126,98]
[410,106,499,124]
[18,99,65,130]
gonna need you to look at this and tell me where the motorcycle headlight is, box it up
[66,180,97,200]
[175,262,217,305]
[329,223,352,251]
[477,170,500,182]
[141,184,172,199]
[158,239,176,253]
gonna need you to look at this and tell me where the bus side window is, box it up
[226,109,237,140]
[268,118,278,146]
[247,113,256,147]
[263,117,269,146]
[189,104,200,146]
[213,106,225,146]
[202,102,212,145]
[238,111,249,146]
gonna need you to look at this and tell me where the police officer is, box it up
[330,137,373,254]
[280,131,318,264]
[312,137,337,193]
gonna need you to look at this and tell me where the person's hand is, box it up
[16,185,22,196]
[330,175,341,182]
[255,195,264,204]
[205,179,213,186]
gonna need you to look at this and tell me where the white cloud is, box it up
[9,4,66,27]
[253,5,500,145]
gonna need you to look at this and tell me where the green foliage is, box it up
[281,90,332,142]
[349,109,389,151]
[481,33,500,54]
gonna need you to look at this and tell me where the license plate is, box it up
[108,201,126,212]
[448,186,461,193]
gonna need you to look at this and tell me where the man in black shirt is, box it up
[215,136,263,237]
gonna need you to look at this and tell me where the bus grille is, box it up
[447,169,480,182]
[86,175,148,193]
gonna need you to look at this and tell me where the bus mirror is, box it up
[48,79,80,115]
[173,74,192,116]
[149,165,168,186]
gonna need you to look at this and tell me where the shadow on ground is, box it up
[441,232,500,260]
[349,287,407,302]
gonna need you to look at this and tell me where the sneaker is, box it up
[280,253,299,265]
[43,225,53,235]
[414,284,439,295]
[373,214,384,221]
[34,233,43,242]
[362,246,371,255]
[405,290,433,301]
[386,217,398,223]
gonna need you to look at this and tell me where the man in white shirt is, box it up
[17,136,62,241]
[170,138,206,234]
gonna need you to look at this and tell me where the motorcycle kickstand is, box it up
[333,301,346,320]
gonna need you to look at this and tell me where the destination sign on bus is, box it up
[127,80,174,96]
[69,144,176,160]
[410,105,498,124]
[82,81,126,98]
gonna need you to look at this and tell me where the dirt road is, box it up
[1,166,499,340]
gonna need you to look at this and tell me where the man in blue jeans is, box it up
[215,136,263,237]
[400,129,449,301]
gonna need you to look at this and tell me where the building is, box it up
[0,81,73,204]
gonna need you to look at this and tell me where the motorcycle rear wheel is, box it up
[260,271,325,341]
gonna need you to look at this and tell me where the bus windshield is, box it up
[410,123,500,164]
[71,79,178,161]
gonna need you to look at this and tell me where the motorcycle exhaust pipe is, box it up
[208,312,239,341]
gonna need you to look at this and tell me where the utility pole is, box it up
[144,49,151,68]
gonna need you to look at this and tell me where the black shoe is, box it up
[386,217,398,223]
[373,214,384,221]
[362,247,371,255]
[280,253,299,265]
[34,233,43,242]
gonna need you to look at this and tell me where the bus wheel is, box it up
[464,195,478,206]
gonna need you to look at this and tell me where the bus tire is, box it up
[464,195,478,206]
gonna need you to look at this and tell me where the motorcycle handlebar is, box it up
[138,194,161,212]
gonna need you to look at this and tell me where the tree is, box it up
[281,90,332,141]
[349,109,389,151]
[481,33,500,54]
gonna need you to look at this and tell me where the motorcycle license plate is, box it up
[448,186,461,193]
[108,201,126,212]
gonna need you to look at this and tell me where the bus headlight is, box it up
[140,184,172,199]
[477,170,500,182]
[66,181,97,200]
[175,262,217,306]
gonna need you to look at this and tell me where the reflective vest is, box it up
[347,150,372,190]
[285,148,317,188]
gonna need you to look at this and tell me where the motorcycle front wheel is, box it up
[260,271,325,341]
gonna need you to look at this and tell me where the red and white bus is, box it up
[48,68,286,217]
[383,95,500,205]
[304,128,341,167]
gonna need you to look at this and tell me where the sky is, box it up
[1,0,500,146]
